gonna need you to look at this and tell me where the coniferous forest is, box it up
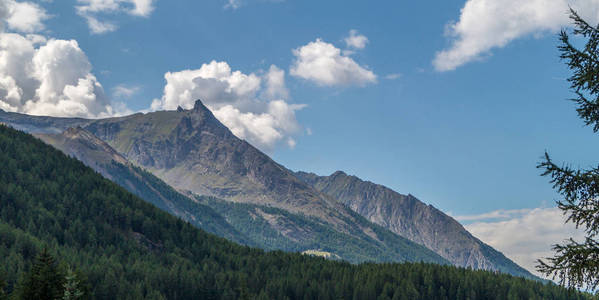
[0,124,593,299]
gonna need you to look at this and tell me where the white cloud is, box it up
[112,84,140,98]
[263,65,289,100]
[290,38,377,87]
[83,15,117,34]
[0,33,125,118]
[454,208,532,222]
[151,60,304,151]
[434,0,599,71]
[129,0,155,16]
[224,0,241,9]
[384,73,401,80]
[0,0,48,33]
[460,207,586,278]
[76,0,156,34]
[344,29,368,49]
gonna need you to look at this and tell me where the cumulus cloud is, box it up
[458,207,586,278]
[344,29,368,49]
[0,32,124,118]
[0,0,48,33]
[76,0,156,34]
[290,38,376,87]
[151,60,304,151]
[263,65,289,100]
[434,0,599,71]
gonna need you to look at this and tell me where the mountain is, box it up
[34,127,248,244]
[1,104,448,264]
[0,124,589,299]
[295,170,535,279]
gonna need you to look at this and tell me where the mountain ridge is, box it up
[295,170,535,279]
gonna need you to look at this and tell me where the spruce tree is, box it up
[62,268,83,300]
[537,9,599,289]
[17,248,65,300]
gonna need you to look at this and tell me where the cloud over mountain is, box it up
[0,2,128,118]
[151,61,304,151]
[459,207,586,277]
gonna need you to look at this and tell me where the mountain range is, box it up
[0,124,581,298]
[0,100,535,279]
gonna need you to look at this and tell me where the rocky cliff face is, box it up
[295,170,535,279]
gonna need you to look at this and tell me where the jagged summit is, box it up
[330,170,347,177]
[193,98,209,111]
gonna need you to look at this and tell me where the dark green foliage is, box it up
[0,275,7,300]
[103,162,250,245]
[14,248,65,300]
[537,9,599,289]
[0,124,592,299]
[62,268,84,300]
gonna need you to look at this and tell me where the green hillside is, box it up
[0,124,592,299]
[199,196,448,264]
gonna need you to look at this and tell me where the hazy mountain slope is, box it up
[0,109,89,133]
[34,127,249,244]
[196,195,446,263]
[295,170,536,279]
[1,105,449,264]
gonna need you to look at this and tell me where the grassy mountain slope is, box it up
[0,124,590,299]
[295,170,537,279]
[197,196,446,263]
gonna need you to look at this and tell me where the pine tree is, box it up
[62,268,83,300]
[17,248,65,300]
[537,9,599,289]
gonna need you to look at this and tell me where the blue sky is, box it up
[2,0,599,275]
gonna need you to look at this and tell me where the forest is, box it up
[0,124,593,299]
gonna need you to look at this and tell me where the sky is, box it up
[1,0,599,277]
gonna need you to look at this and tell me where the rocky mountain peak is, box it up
[330,170,348,178]
[193,99,210,112]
